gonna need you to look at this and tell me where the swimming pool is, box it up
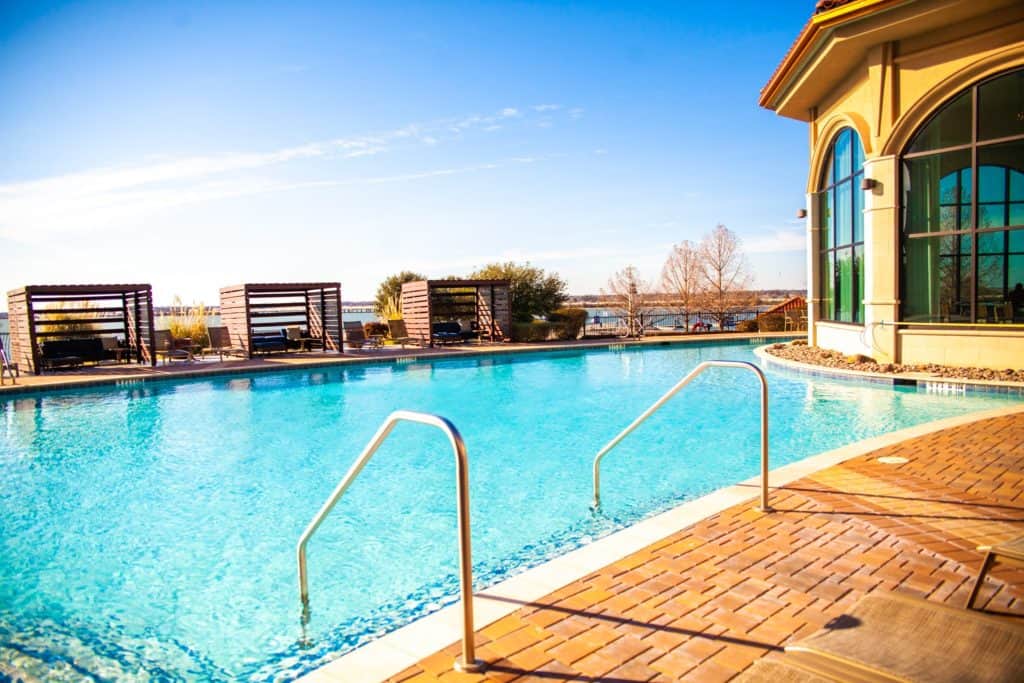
[1,341,1020,681]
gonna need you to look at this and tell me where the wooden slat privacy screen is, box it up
[219,283,343,357]
[400,279,511,347]
[6,284,156,374]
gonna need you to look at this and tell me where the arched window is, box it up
[817,127,865,323]
[901,67,1024,324]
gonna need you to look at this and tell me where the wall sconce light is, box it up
[861,178,878,190]
[796,208,808,219]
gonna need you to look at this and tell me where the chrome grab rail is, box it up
[592,360,770,511]
[296,410,484,673]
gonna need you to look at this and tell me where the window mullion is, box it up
[970,85,979,322]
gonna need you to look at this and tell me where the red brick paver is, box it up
[386,412,1024,681]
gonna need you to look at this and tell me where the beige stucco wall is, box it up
[799,2,1024,369]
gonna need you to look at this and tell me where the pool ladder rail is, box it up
[591,359,772,512]
[296,410,485,674]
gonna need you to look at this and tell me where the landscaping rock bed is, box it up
[766,341,1024,383]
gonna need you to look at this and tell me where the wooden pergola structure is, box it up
[7,284,156,374]
[400,279,511,346]
[219,282,343,357]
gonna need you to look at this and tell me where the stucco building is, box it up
[761,0,1023,368]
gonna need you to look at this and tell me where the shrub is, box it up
[548,307,587,339]
[468,262,568,322]
[757,313,786,332]
[364,322,389,337]
[736,319,758,333]
[374,271,426,319]
[162,298,209,347]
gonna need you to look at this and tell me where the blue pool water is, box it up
[1,341,1020,681]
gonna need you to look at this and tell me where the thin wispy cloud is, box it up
[0,107,580,242]
[532,104,561,112]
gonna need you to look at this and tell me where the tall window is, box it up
[816,128,865,323]
[901,68,1024,323]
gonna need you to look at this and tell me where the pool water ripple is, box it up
[1,342,1019,681]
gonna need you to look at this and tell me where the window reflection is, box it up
[818,128,865,323]
[901,68,1024,324]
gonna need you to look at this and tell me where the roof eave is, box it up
[759,0,905,116]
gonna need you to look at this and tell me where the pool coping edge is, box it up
[293,402,1024,683]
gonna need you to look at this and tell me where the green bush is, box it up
[548,307,587,339]
[364,322,388,337]
[468,262,567,322]
[758,313,786,331]
[736,319,758,333]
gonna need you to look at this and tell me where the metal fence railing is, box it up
[582,310,763,336]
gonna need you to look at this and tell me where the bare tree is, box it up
[699,224,754,328]
[603,265,651,337]
[661,239,706,331]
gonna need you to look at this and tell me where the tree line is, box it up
[605,224,753,334]
[374,224,754,330]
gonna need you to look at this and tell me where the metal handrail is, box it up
[591,360,770,511]
[296,410,484,673]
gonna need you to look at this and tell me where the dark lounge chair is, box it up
[40,338,107,369]
[250,331,288,354]
[431,321,463,345]
[343,321,381,350]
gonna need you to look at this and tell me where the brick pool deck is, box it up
[377,411,1024,682]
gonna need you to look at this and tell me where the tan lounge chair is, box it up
[966,535,1024,609]
[154,330,192,365]
[387,319,423,348]
[343,321,381,350]
[206,326,247,360]
[737,591,1024,682]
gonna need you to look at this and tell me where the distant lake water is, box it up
[0,307,771,340]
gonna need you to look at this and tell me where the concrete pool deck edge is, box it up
[294,402,1024,683]
[0,332,801,397]
[754,345,1024,394]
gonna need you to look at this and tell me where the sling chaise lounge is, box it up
[343,321,382,350]
[387,319,423,348]
[736,591,1024,682]
[154,330,193,365]
[206,326,247,360]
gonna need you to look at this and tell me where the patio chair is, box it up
[431,321,463,345]
[250,330,288,354]
[343,321,381,350]
[283,325,324,352]
[101,336,129,363]
[0,337,18,385]
[387,319,424,348]
[206,326,247,360]
[966,535,1024,609]
[154,330,193,365]
[737,591,1024,682]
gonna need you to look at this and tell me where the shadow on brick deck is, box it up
[384,413,1024,682]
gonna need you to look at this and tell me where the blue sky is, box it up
[0,1,812,304]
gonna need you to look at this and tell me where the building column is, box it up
[862,154,899,363]
[804,192,820,347]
